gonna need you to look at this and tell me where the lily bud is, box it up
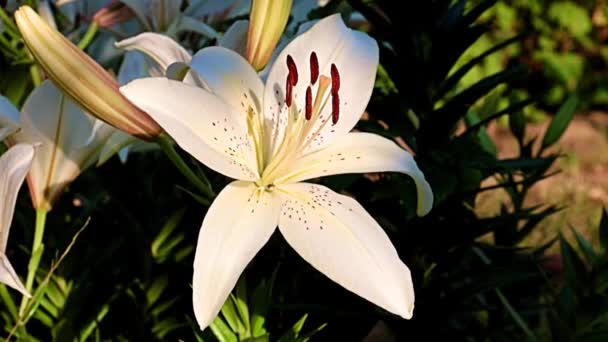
[246,0,292,71]
[92,0,135,28]
[14,6,162,141]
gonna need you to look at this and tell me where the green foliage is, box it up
[541,214,608,341]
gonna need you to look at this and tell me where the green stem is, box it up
[18,209,48,316]
[157,134,215,199]
[77,22,99,50]
[29,65,42,87]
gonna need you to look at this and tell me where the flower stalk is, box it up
[157,134,215,200]
[18,209,47,316]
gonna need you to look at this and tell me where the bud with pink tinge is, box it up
[15,6,162,141]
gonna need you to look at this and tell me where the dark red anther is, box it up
[285,76,293,107]
[330,63,340,94]
[286,55,298,86]
[305,86,313,120]
[310,52,319,85]
[331,93,340,125]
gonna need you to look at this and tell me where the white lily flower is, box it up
[0,144,35,296]
[1,81,114,211]
[121,14,433,329]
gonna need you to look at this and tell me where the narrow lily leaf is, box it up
[234,277,251,334]
[559,233,587,292]
[277,314,308,342]
[541,95,578,148]
[209,316,238,342]
[220,294,246,334]
[151,209,186,259]
[570,226,598,266]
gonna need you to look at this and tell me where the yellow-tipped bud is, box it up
[246,0,292,71]
[15,6,162,140]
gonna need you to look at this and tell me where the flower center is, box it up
[260,52,342,186]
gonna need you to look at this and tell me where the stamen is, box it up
[285,75,293,107]
[332,93,340,125]
[287,55,298,86]
[330,64,340,94]
[305,86,313,120]
[310,52,319,85]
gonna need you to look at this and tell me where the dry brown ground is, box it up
[475,112,608,248]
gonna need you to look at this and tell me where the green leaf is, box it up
[541,95,578,148]
[251,269,278,337]
[559,233,588,292]
[509,93,526,144]
[147,275,169,307]
[209,317,238,342]
[220,294,246,334]
[278,314,308,342]
[570,226,598,266]
[234,277,251,335]
[151,209,186,259]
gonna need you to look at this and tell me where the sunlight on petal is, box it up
[193,180,280,329]
[276,132,433,216]
[277,182,415,318]
[121,77,260,180]
[116,32,192,73]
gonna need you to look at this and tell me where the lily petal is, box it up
[116,32,191,75]
[120,78,259,180]
[276,132,433,216]
[14,81,111,210]
[277,182,415,319]
[0,255,30,297]
[0,96,20,141]
[219,20,249,57]
[263,14,378,155]
[0,143,35,296]
[193,180,280,329]
[189,46,264,115]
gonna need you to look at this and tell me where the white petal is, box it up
[219,20,248,57]
[193,180,280,329]
[0,96,20,140]
[277,182,415,318]
[120,78,259,180]
[13,81,110,209]
[276,132,433,216]
[0,144,34,297]
[263,14,378,155]
[189,46,264,115]
[0,255,30,297]
[0,144,35,252]
[116,32,192,74]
